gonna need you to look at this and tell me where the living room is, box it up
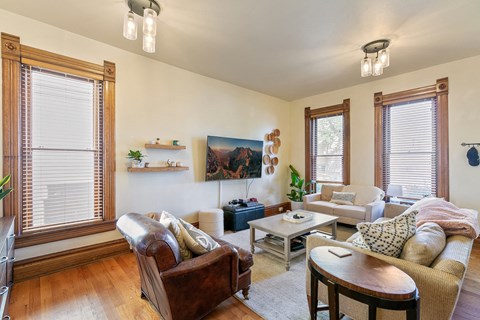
[0,0,479,319]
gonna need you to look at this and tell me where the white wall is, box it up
[0,10,291,260]
[3,8,479,261]
[290,55,480,212]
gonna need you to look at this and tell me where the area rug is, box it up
[220,224,356,320]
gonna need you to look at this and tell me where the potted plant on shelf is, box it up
[0,175,13,201]
[127,150,146,168]
[286,165,311,211]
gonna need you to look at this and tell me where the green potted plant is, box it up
[286,165,311,210]
[0,175,12,201]
[127,150,146,168]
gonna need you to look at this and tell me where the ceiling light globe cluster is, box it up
[122,0,160,53]
[360,39,390,77]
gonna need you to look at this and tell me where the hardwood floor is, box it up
[9,241,480,319]
[9,253,260,320]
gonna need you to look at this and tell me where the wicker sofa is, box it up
[306,203,478,320]
[303,184,385,225]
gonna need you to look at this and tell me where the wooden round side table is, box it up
[308,246,419,320]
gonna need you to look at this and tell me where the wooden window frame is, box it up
[305,99,350,192]
[1,33,116,248]
[374,78,449,200]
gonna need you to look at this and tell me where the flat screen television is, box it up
[205,135,263,181]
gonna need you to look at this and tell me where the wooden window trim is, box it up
[305,99,350,192]
[1,33,116,247]
[374,78,449,199]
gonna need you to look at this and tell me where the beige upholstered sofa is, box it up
[303,184,385,225]
[306,203,478,320]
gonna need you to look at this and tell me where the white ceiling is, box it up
[1,0,480,101]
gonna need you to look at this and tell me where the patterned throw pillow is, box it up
[159,211,193,260]
[178,218,221,255]
[352,235,371,250]
[330,191,356,205]
[354,210,417,257]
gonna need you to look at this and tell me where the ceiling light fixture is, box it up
[123,0,161,53]
[360,39,390,77]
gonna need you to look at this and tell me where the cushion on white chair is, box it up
[342,185,385,206]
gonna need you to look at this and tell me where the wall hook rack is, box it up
[461,142,480,147]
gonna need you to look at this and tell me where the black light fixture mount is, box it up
[127,0,161,17]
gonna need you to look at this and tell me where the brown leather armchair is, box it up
[117,212,253,320]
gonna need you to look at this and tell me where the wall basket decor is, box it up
[264,129,281,175]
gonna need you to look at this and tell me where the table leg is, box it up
[368,305,377,320]
[310,265,318,320]
[284,236,291,271]
[406,295,420,320]
[332,221,337,240]
[250,226,255,254]
[327,280,340,320]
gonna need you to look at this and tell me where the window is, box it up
[22,67,104,231]
[374,78,449,200]
[2,33,116,247]
[305,99,350,192]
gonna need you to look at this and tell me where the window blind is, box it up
[382,98,437,199]
[21,65,104,232]
[312,114,344,184]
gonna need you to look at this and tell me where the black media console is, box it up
[223,203,265,231]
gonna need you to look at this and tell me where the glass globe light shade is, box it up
[123,11,137,40]
[143,8,157,36]
[372,57,383,76]
[143,34,156,53]
[361,57,372,77]
[379,49,390,68]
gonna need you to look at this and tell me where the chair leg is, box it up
[242,286,250,300]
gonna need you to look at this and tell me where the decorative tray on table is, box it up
[282,210,313,223]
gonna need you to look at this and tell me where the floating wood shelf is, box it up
[127,166,189,172]
[145,144,186,150]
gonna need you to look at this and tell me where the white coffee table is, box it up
[248,210,338,271]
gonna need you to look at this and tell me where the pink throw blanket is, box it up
[416,199,479,239]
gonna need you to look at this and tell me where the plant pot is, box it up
[290,201,303,211]
[132,160,144,168]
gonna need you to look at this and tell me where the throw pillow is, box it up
[352,235,371,249]
[159,211,193,260]
[342,185,385,206]
[354,210,417,257]
[400,222,446,266]
[330,191,356,205]
[178,218,221,255]
[320,184,345,201]
[145,212,162,221]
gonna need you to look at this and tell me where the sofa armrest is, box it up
[364,200,385,222]
[384,203,409,218]
[431,235,473,279]
[303,193,322,204]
